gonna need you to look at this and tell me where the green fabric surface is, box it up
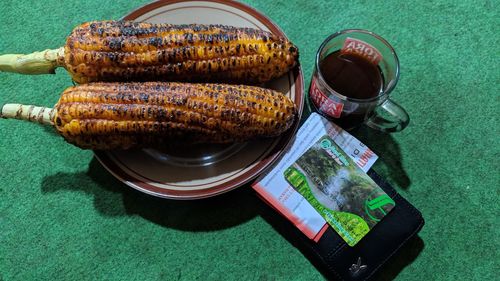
[0,0,498,280]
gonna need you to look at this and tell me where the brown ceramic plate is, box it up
[94,0,304,199]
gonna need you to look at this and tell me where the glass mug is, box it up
[309,29,409,132]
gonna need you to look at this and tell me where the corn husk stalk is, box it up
[0,48,64,75]
[0,103,54,125]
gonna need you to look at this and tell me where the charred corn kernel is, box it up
[0,21,299,83]
[49,82,296,150]
[62,20,298,83]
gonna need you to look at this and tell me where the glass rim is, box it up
[315,29,400,103]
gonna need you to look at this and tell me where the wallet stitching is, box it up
[324,192,424,281]
[393,192,422,218]
[307,244,347,281]
[325,240,347,260]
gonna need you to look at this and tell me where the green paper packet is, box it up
[284,135,395,246]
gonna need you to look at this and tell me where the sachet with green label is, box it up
[284,135,395,246]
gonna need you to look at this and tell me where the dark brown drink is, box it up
[319,51,383,100]
[313,50,384,129]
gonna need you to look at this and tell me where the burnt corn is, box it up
[52,82,297,149]
[62,20,299,83]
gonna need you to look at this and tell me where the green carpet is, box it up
[0,0,498,280]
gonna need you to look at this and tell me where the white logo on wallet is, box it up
[349,257,368,275]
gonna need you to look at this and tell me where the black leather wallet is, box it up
[258,170,424,281]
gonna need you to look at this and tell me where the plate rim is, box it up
[94,0,304,200]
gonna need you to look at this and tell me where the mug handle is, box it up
[365,98,409,132]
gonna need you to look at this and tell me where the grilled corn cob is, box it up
[0,82,297,150]
[0,20,299,84]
